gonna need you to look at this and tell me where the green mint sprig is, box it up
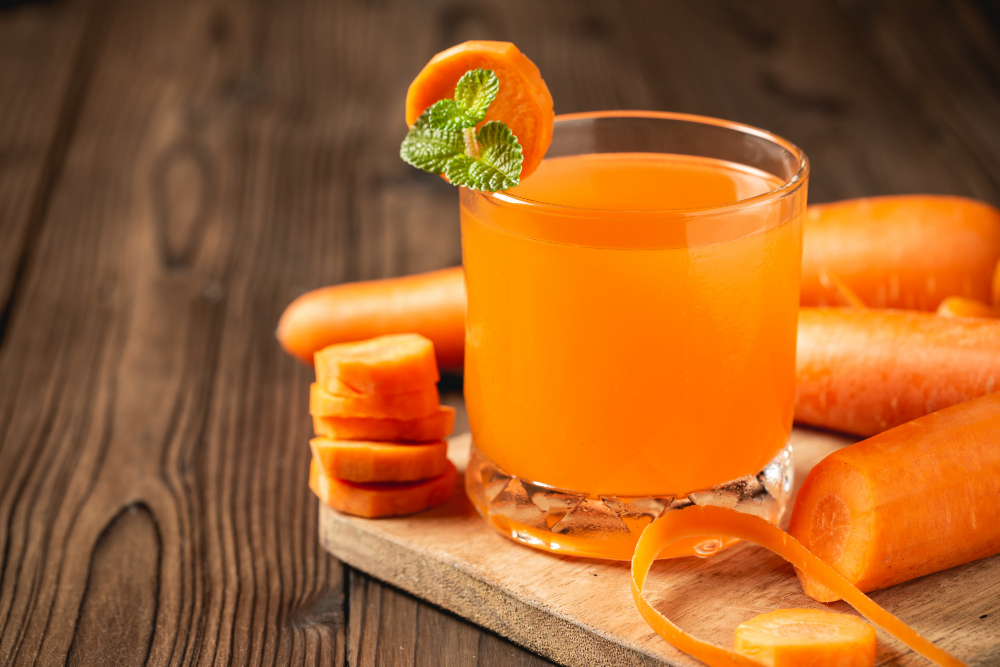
[400,69,523,192]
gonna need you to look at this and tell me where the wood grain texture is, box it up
[0,0,357,664]
[833,0,1000,203]
[322,431,1000,667]
[346,567,554,667]
[3,0,1000,665]
[0,0,97,341]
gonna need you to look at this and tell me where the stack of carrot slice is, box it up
[307,334,457,518]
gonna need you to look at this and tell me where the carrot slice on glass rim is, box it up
[405,40,554,179]
[630,505,965,667]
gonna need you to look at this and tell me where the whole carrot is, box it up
[795,307,1000,437]
[802,195,1000,310]
[789,391,1000,603]
[276,267,466,372]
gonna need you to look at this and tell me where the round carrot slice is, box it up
[734,609,876,667]
[309,383,439,421]
[312,406,456,443]
[405,41,554,179]
[310,436,448,483]
[310,459,457,518]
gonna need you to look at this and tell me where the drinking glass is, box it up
[461,112,809,560]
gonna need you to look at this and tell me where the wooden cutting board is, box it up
[319,427,1000,667]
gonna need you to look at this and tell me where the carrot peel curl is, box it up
[630,505,966,667]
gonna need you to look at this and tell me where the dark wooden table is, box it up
[2,1,999,665]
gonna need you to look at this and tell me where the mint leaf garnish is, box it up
[400,68,522,192]
[445,122,523,191]
[426,99,477,130]
[399,111,465,173]
[454,69,499,124]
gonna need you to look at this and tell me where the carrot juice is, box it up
[461,113,809,560]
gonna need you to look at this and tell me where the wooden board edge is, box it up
[320,505,673,667]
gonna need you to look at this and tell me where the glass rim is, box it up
[481,110,810,216]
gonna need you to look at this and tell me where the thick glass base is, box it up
[465,442,793,561]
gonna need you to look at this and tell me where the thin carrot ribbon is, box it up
[630,505,966,667]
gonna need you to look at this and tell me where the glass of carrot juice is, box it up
[462,112,809,560]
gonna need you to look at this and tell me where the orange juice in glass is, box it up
[462,112,809,560]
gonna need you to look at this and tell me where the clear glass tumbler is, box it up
[461,112,809,560]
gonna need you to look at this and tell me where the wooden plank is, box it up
[346,567,556,667]
[0,0,370,664]
[0,0,97,341]
[321,428,1000,667]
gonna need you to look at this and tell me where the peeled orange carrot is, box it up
[789,391,1000,604]
[631,505,964,667]
[314,333,439,395]
[936,296,1000,319]
[405,41,554,179]
[801,196,1000,310]
[277,267,466,372]
[310,459,457,518]
[312,406,455,443]
[309,382,438,421]
[795,308,1000,436]
[733,609,876,667]
[310,437,448,483]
